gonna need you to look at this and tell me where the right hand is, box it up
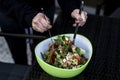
[32,13,52,33]
[71,9,87,27]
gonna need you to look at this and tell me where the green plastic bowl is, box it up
[35,34,93,78]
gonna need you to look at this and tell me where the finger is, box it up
[32,24,43,32]
[34,18,48,31]
[73,19,82,27]
[72,12,80,20]
[73,23,77,27]
[32,22,39,31]
[82,11,87,17]
[44,16,51,24]
[41,15,52,29]
[33,25,44,33]
[83,11,87,16]
[74,14,82,20]
[81,11,88,21]
[32,25,38,31]
[33,21,46,32]
[78,21,85,27]
[40,18,52,29]
[75,19,83,23]
[40,18,49,28]
[38,22,48,31]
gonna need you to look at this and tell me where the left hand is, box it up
[32,13,52,33]
[71,9,87,27]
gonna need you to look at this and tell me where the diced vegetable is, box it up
[41,35,87,69]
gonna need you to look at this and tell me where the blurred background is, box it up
[0,0,119,65]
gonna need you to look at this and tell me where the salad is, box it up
[41,35,88,69]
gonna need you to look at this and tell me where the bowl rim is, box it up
[35,33,93,71]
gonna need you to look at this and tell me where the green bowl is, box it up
[35,34,93,78]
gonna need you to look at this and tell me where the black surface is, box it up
[0,62,30,80]
[24,14,120,80]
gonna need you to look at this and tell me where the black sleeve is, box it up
[57,0,81,17]
[0,0,39,27]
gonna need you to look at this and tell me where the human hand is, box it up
[71,9,87,27]
[32,13,52,33]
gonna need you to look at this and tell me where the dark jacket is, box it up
[0,0,81,27]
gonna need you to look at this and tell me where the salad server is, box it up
[41,8,54,44]
[73,1,84,44]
